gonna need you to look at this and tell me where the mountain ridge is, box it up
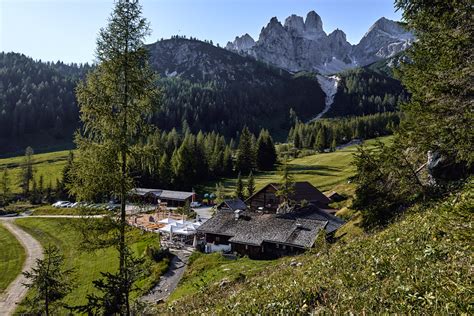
[226,11,414,74]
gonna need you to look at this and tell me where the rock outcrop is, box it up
[226,11,414,74]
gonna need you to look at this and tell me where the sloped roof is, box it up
[197,209,339,248]
[246,181,331,205]
[131,188,194,201]
[217,199,247,211]
[282,204,345,234]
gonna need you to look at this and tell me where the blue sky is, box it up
[0,0,402,64]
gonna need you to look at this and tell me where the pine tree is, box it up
[330,136,337,152]
[395,0,472,168]
[235,172,244,200]
[20,146,35,195]
[315,127,327,152]
[69,1,158,313]
[275,159,295,205]
[235,126,256,174]
[256,129,277,171]
[246,171,255,198]
[22,245,74,315]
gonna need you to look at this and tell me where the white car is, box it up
[52,201,70,208]
[190,201,201,208]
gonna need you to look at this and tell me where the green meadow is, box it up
[0,223,26,293]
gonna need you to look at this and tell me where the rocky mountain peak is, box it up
[328,29,347,42]
[226,11,414,74]
[225,33,255,52]
[305,11,324,33]
[284,14,305,36]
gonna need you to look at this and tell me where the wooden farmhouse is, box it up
[245,181,332,213]
[197,205,345,259]
[130,188,195,207]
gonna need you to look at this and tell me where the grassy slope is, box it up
[0,150,71,193]
[0,224,26,293]
[168,252,276,303]
[14,218,168,310]
[168,181,473,314]
[198,136,393,196]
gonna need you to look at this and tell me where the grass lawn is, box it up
[14,218,168,311]
[0,150,72,194]
[31,205,109,216]
[168,252,276,303]
[0,223,26,293]
[197,136,393,196]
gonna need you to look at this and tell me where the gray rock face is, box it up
[225,33,255,52]
[226,12,414,74]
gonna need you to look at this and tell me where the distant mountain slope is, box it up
[0,52,90,154]
[147,38,327,137]
[226,11,414,75]
[0,38,408,154]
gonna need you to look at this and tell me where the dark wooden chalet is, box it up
[130,188,194,207]
[245,181,332,213]
[216,199,247,212]
[197,205,344,259]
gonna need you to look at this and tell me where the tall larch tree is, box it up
[69,0,158,313]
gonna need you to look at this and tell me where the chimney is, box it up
[234,209,242,220]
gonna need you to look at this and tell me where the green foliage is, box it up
[394,0,473,167]
[288,112,400,151]
[0,167,10,203]
[20,146,35,195]
[21,245,74,315]
[0,52,90,153]
[236,126,256,174]
[235,172,245,200]
[70,1,158,314]
[327,67,408,117]
[256,129,277,170]
[246,171,255,198]
[352,140,426,227]
[275,159,295,205]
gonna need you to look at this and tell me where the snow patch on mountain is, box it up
[311,75,340,121]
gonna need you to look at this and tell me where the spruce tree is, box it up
[69,0,158,313]
[256,129,277,171]
[246,171,255,198]
[395,0,473,167]
[20,146,35,195]
[315,127,327,152]
[275,159,295,205]
[236,126,256,174]
[235,172,245,200]
[22,245,74,315]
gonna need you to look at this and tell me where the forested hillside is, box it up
[0,53,91,154]
[0,38,408,154]
[327,66,408,117]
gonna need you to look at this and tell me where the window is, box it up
[215,236,220,243]
[282,245,286,250]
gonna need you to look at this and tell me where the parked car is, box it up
[52,201,70,208]
[190,201,202,208]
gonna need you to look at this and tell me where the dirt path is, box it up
[0,219,43,315]
[141,249,191,304]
